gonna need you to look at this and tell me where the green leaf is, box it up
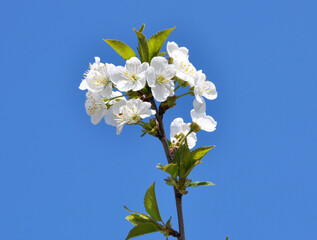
[138,24,145,32]
[148,27,176,60]
[124,206,151,220]
[126,214,151,226]
[126,223,159,240]
[172,143,184,164]
[179,143,195,178]
[156,163,178,178]
[164,177,178,187]
[158,52,167,56]
[133,28,149,62]
[104,39,137,60]
[187,181,215,187]
[144,183,162,222]
[191,146,215,161]
[182,160,202,179]
[166,216,172,228]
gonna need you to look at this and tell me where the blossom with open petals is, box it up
[79,57,115,98]
[170,118,197,149]
[146,56,176,102]
[109,57,149,92]
[105,99,155,135]
[85,91,107,125]
[191,99,217,132]
[167,41,196,86]
[193,70,217,103]
[85,91,124,125]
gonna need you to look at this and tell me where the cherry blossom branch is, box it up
[149,97,185,240]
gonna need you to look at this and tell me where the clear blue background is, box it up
[1,0,316,239]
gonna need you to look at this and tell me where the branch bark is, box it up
[149,98,185,240]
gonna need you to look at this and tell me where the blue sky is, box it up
[1,0,317,239]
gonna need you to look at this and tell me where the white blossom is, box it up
[193,70,217,103]
[167,41,196,86]
[79,57,115,98]
[85,91,107,125]
[109,57,149,92]
[170,118,197,149]
[146,56,176,102]
[191,99,217,132]
[85,91,124,125]
[105,99,155,135]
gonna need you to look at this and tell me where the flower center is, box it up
[131,73,139,82]
[156,75,167,84]
[130,114,140,123]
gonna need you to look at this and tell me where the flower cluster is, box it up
[79,41,217,148]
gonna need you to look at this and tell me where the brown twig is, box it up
[149,97,185,240]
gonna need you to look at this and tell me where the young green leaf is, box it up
[164,177,178,187]
[126,222,159,240]
[156,163,178,178]
[144,183,162,222]
[187,181,215,187]
[126,214,151,226]
[148,27,176,60]
[104,39,137,60]
[191,146,215,161]
[124,206,151,220]
[182,160,202,179]
[179,143,195,178]
[158,52,167,56]
[172,143,185,164]
[133,28,149,62]
[138,24,145,32]
[166,216,172,228]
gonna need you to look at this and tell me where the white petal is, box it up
[104,109,116,126]
[152,84,170,102]
[100,82,113,98]
[151,56,168,72]
[94,57,100,64]
[197,116,217,132]
[146,67,156,87]
[203,90,218,100]
[193,98,206,115]
[164,80,175,96]
[162,65,176,79]
[140,62,149,72]
[132,77,146,91]
[170,118,185,139]
[91,109,105,125]
[190,109,200,123]
[126,57,141,73]
[195,93,204,104]
[203,81,218,100]
[138,101,152,113]
[116,123,124,135]
[79,79,88,90]
[106,63,116,75]
[186,132,197,149]
[109,66,128,84]
[178,47,189,57]
[167,41,179,57]
[193,70,205,86]
[116,80,134,92]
